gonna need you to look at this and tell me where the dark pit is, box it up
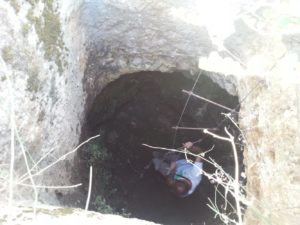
[71,71,243,225]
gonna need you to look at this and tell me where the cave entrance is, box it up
[79,71,242,225]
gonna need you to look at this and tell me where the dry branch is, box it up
[19,135,100,183]
[142,143,213,165]
[85,166,93,211]
[172,126,219,131]
[204,128,243,225]
[17,183,82,189]
[182,90,236,112]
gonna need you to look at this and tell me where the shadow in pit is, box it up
[68,71,241,225]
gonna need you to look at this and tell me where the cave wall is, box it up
[0,0,87,205]
[0,0,300,225]
[81,0,214,107]
[239,71,300,225]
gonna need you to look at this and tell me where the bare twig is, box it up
[203,129,231,142]
[85,166,93,211]
[222,113,248,146]
[182,90,236,112]
[16,128,38,216]
[224,128,243,225]
[207,198,238,224]
[145,142,240,202]
[173,71,202,147]
[142,143,214,166]
[223,47,247,68]
[190,157,238,200]
[200,145,215,157]
[20,135,100,183]
[143,140,248,223]
[204,128,243,225]
[172,126,219,131]
[16,183,82,189]
[214,185,236,212]
[18,147,56,182]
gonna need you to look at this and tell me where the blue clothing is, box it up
[174,159,203,196]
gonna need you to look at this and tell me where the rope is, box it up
[172,71,202,147]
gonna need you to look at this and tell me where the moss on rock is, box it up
[26,0,68,74]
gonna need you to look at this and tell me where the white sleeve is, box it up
[192,162,203,177]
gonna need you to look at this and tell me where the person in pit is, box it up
[152,141,203,197]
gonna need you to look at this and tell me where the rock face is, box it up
[239,73,300,225]
[0,205,157,225]
[81,0,214,107]
[0,0,86,205]
[0,0,300,224]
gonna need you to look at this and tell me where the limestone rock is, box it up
[0,206,157,225]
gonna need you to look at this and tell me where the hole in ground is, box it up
[68,71,243,225]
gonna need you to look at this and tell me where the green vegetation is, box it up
[22,23,31,37]
[93,196,115,214]
[87,138,114,213]
[86,138,131,217]
[28,0,39,5]
[1,46,14,64]
[26,65,40,92]
[87,139,112,166]
[26,0,68,74]
[1,76,7,82]
[9,0,21,13]
[87,138,114,194]
[93,196,131,217]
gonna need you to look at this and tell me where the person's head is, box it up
[171,180,190,197]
